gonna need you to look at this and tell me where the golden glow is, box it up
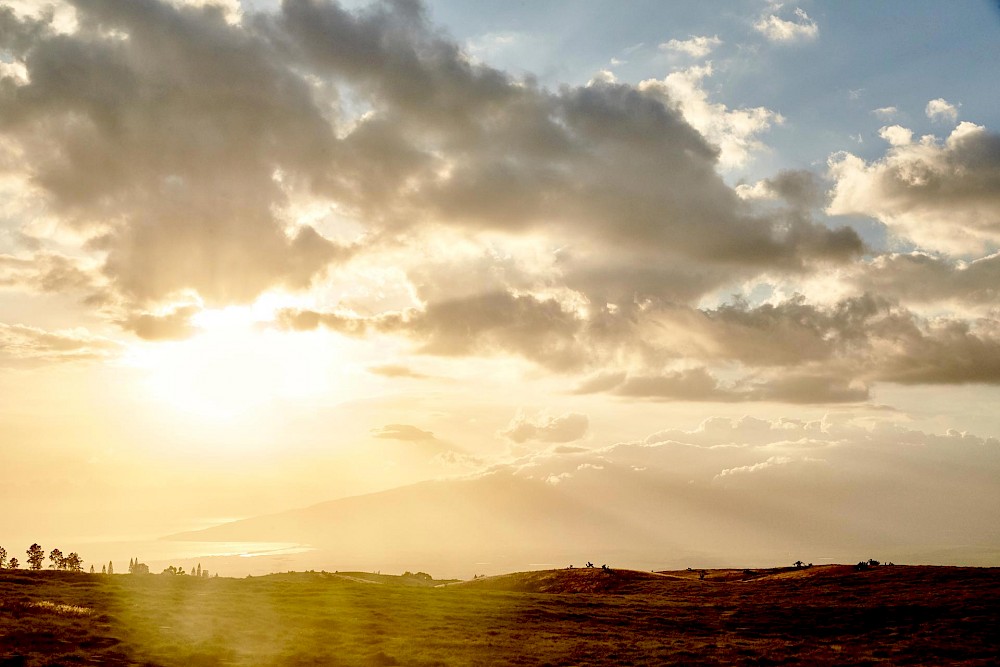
[124,306,343,423]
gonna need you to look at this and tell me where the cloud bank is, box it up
[0,0,997,408]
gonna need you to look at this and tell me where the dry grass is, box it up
[2,565,999,665]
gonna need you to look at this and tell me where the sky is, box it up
[1,0,999,571]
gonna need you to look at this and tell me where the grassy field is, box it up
[2,565,998,665]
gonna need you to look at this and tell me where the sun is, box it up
[125,305,343,423]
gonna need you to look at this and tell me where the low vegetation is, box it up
[1,565,998,665]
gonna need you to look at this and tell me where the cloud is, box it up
[659,35,721,58]
[828,122,1000,255]
[282,285,1000,396]
[688,294,1000,387]
[3,0,990,404]
[0,0,349,307]
[272,0,859,291]
[639,64,784,169]
[745,373,870,404]
[870,318,1000,385]
[367,364,429,379]
[878,125,913,147]
[121,304,201,341]
[505,414,1000,564]
[872,106,898,120]
[715,455,793,478]
[735,169,825,209]
[850,252,1000,307]
[925,98,959,123]
[605,368,869,404]
[279,291,591,371]
[572,371,628,394]
[0,322,121,366]
[500,411,589,444]
[1,0,865,340]
[613,368,725,401]
[754,7,819,43]
[371,424,436,442]
[0,253,101,294]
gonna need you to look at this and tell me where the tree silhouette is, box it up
[27,544,44,570]
[64,552,83,573]
[7,557,18,569]
[108,560,114,575]
[49,548,64,570]
[0,545,6,568]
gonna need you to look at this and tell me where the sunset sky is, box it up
[1,0,998,570]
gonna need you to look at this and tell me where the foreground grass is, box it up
[1,565,999,665]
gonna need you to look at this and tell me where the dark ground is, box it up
[1,564,998,665]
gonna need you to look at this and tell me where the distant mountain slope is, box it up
[167,471,675,568]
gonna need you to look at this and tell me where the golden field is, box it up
[1,564,998,665]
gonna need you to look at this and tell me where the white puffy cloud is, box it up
[659,34,721,58]
[639,64,784,169]
[828,122,1000,255]
[754,7,819,43]
[925,98,960,123]
[872,106,898,120]
[878,124,913,146]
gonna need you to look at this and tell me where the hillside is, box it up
[2,565,998,665]
[166,471,672,571]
